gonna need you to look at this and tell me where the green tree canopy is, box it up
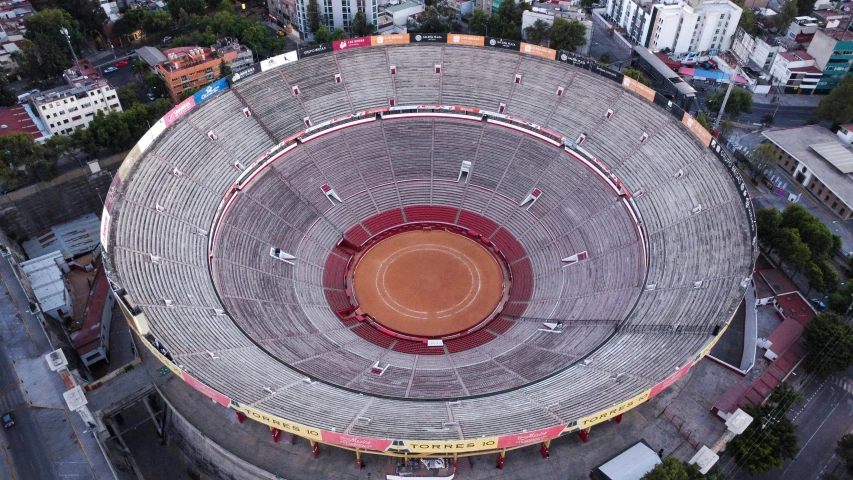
[170,0,207,20]
[775,0,798,31]
[117,84,139,110]
[549,17,586,52]
[0,133,58,187]
[803,311,853,377]
[695,113,711,132]
[417,6,452,33]
[16,9,85,84]
[641,457,705,480]
[706,88,753,118]
[307,0,322,33]
[331,28,347,40]
[468,8,488,36]
[815,76,853,126]
[777,227,811,274]
[748,143,778,179]
[219,58,232,78]
[32,0,107,36]
[738,7,760,36]
[623,68,651,86]
[523,19,550,46]
[0,74,16,107]
[756,208,782,254]
[352,11,374,37]
[728,387,800,474]
[313,24,331,43]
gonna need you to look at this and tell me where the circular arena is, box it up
[102,38,756,459]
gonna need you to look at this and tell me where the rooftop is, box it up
[71,265,109,355]
[763,125,853,204]
[788,65,823,74]
[0,104,41,139]
[778,50,814,62]
[136,45,168,67]
[159,46,218,73]
[22,213,101,260]
[30,78,112,105]
[820,27,853,42]
[383,0,424,13]
[20,251,68,313]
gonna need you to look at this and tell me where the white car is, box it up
[147,93,156,101]
[103,66,118,74]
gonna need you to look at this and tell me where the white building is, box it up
[20,251,72,321]
[31,79,122,136]
[383,0,424,27]
[768,50,821,94]
[604,0,741,55]
[295,0,379,40]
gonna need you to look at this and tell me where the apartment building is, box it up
[0,0,34,73]
[806,27,853,94]
[603,0,741,55]
[31,80,121,136]
[295,0,379,40]
[155,46,239,103]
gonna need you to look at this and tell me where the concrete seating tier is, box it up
[104,44,752,444]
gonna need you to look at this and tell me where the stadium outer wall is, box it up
[100,36,758,459]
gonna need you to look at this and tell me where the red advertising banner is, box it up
[497,424,567,448]
[682,112,713,146]
[321,431,394,451]
[334,37,372,51]
[520,43,557,60]
[183,372,232,407]
[164,96,197,127]
[371,34,410,46]
[648,362,692,399]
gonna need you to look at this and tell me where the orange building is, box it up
[156,47,239,103]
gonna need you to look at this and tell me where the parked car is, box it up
[103,66,118,74]
[147,93,156,101]
[115,60,129,67]
[810,298,827,310]
[277,30,285,37]
[2,412,14,429]
[162,36,172,44]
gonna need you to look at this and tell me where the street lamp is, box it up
[60,27,82,75]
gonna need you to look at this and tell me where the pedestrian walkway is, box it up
[751,92,822,107]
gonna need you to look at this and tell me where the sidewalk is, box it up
[751,92,822,107]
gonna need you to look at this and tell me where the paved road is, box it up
[0,256,57,480]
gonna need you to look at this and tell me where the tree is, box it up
[313,24,331,43]
[142,10,175,34]
[837,434,853,475]
[623,68,651,87]
[469,8,488,36]
[761,113,775,126]
[803,311,853,377]
[817,258,839,294]
[32,0,107,36]
[307,0,322,33]
[132,59,150,78]
[217,0,234,14]
[0,133,58,187]
[695,113,711,132]
[0,75,16,107]
[728,387,800,474]
[780,203,840,259]
[641,457,705,480]
[43,134,76,167]
[796,0,814,17]
[549,17,586,52]
[748,143,778,178]
[775,0,798,32]
[756,208,782,254]
[523,19,550,46]
[16,9,85,84]
[117,84,139,110]
[331,28,347,40]
[706,88,753,118]
[351,10,374,37]
[778,227,811,274]
[738,7,760,36]
[170,0,207,20]
[599,52,611,64]
[815,76,853,126]
[804,262,824,295]
[219,58,231,78]
[718,119,734,138]
[417,6,452,33]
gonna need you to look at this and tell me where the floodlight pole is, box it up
[61,27,81,74]
[713,62,740,131]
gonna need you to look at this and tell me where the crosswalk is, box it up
[0,383,26,413]
[833,377,853,395]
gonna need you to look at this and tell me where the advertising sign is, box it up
[410,33,447,43]
[557,50,591,69]
[648,363,692,399]
[520,43,557,60]
[299,43,333,58]
[578,389,651,429]
[371,34,410,46]
[485,37,521,50]
[260,51,298,71]
[183,372,232,407]
[622,76,656,102]
[333,36,372,51]
[394,437,500,453]
[235,404,324,441]
[164,96,197,127]
[590,63,624,84]
[447,34,484,46]
[681,112,713,146]
[231,62,261,83]
[321,432,393,451]
[192,78,228,105]
[497,424,567,448]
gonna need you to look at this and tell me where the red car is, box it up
[115,60,129,67]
